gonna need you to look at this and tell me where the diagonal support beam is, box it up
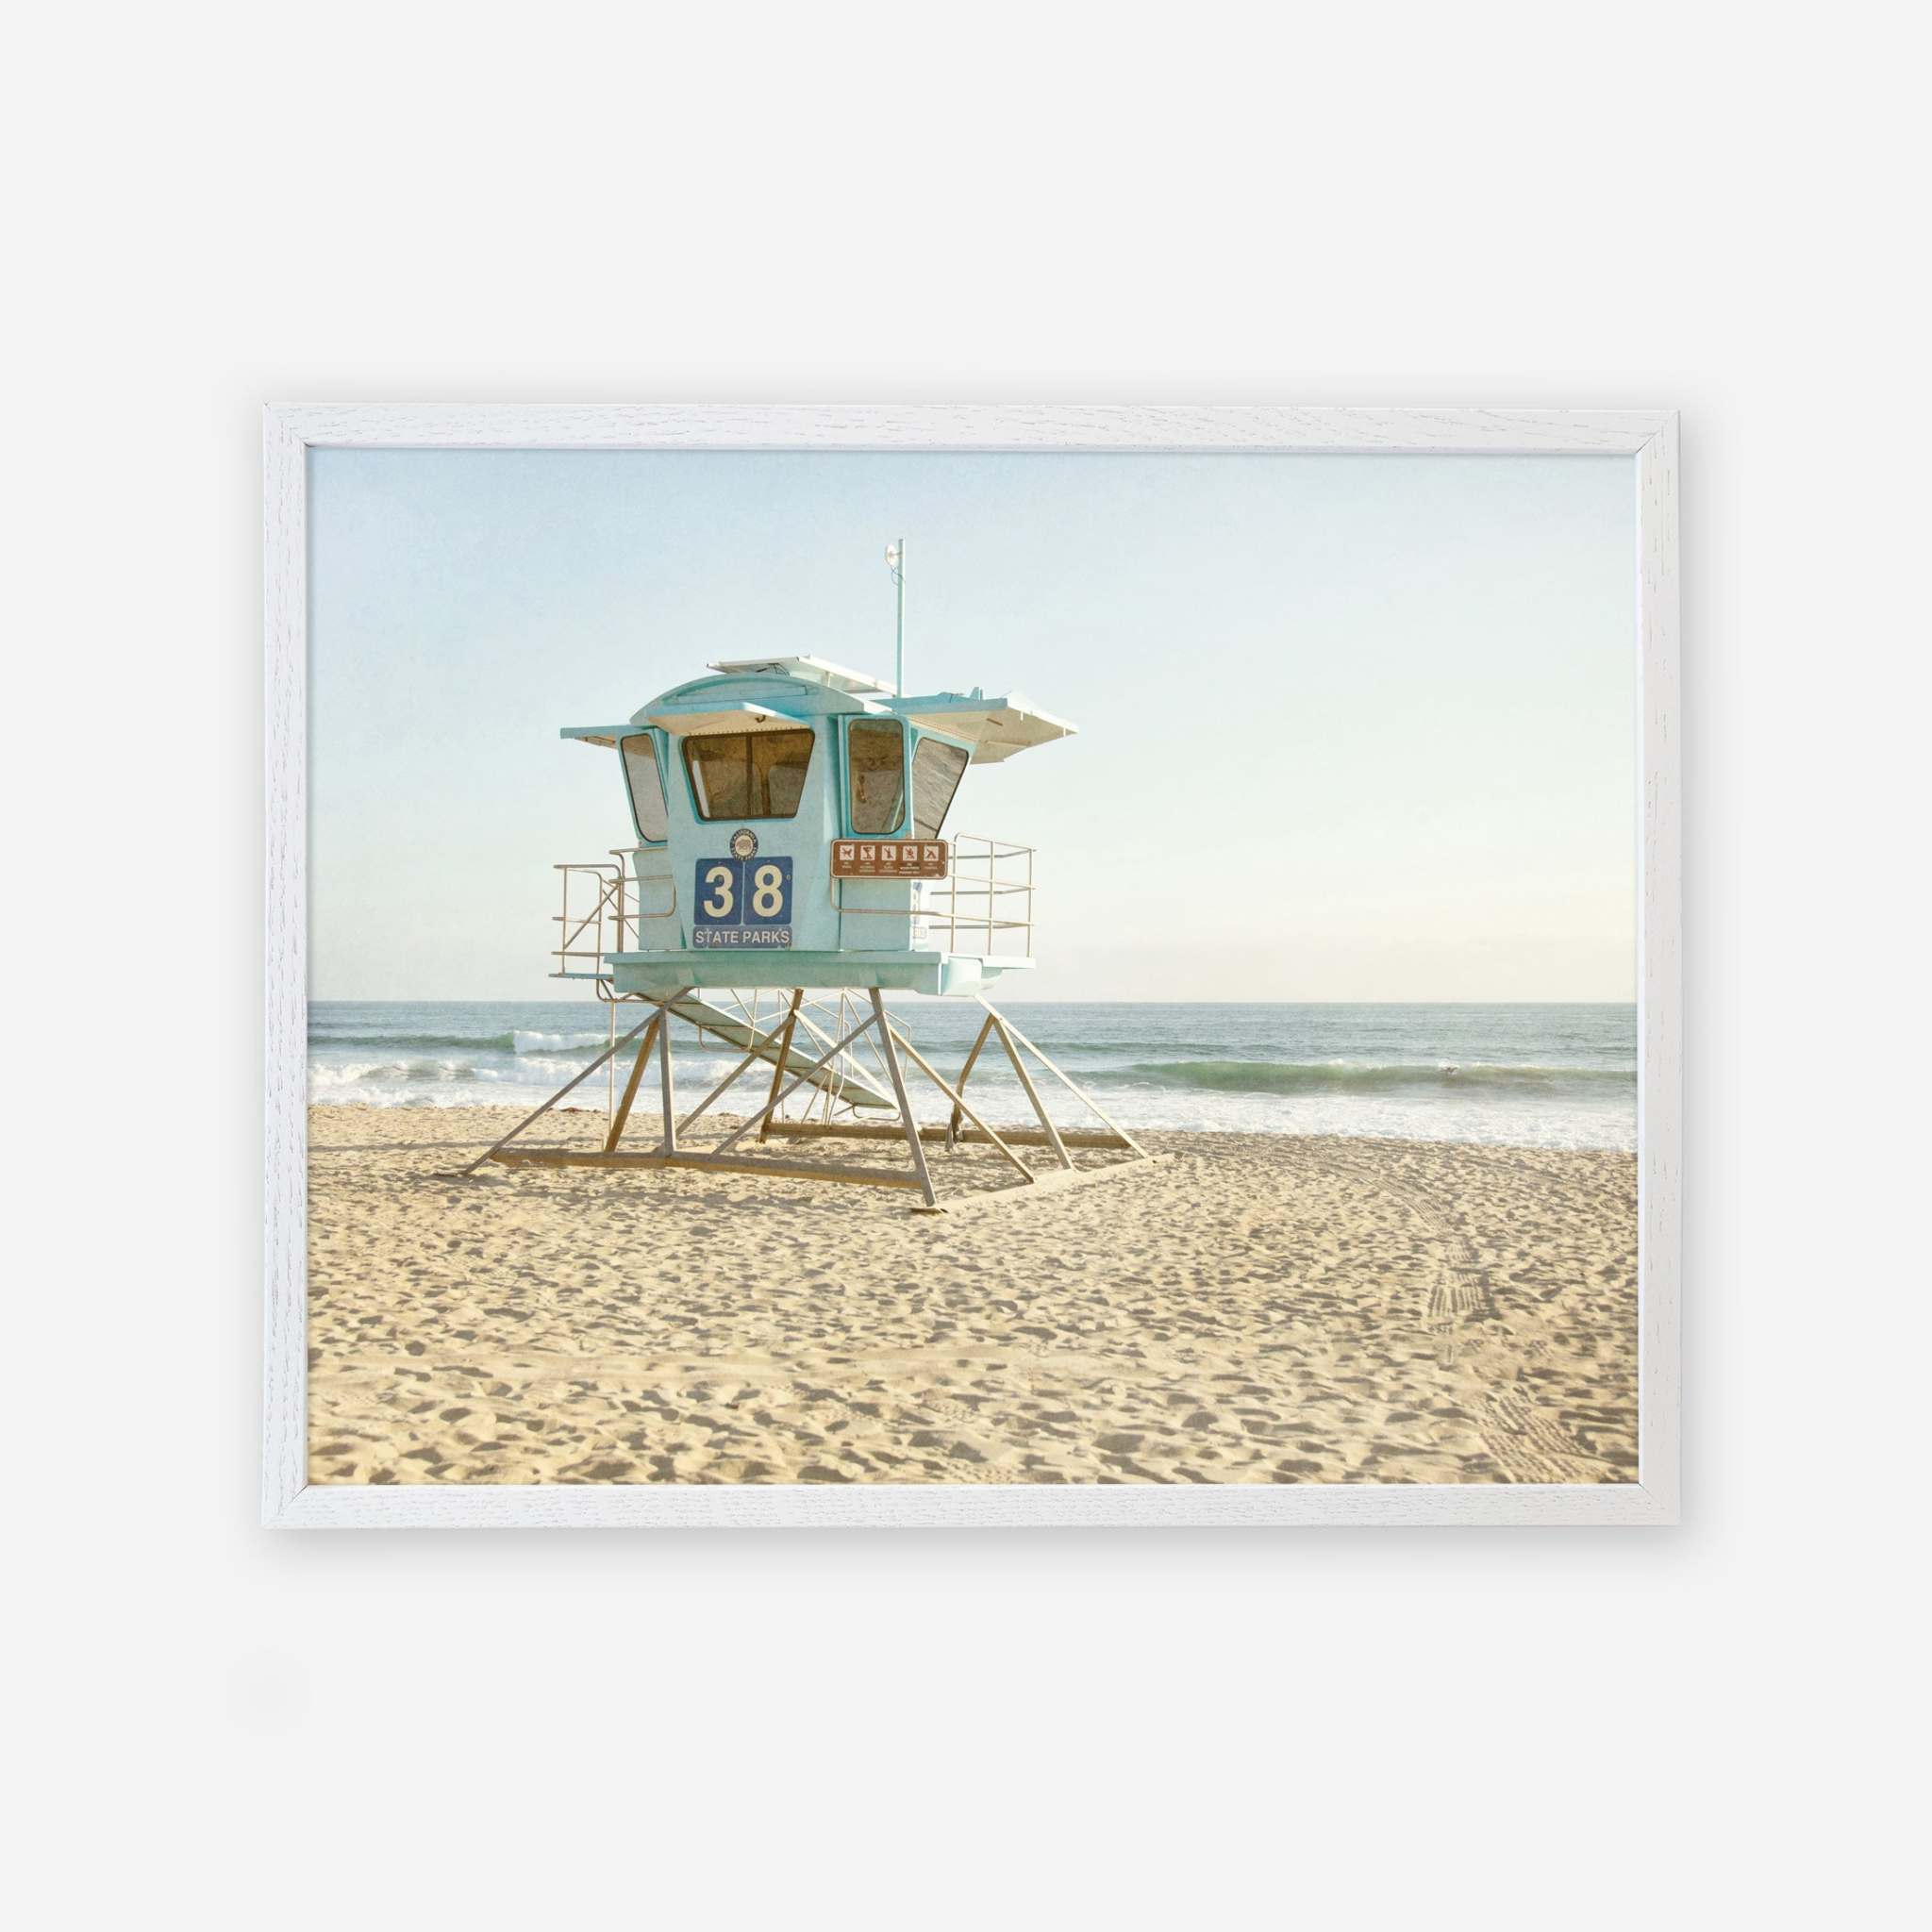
[884,1021,1033,1184]
[675,1014,796,1140]
[711,1008,884,1156]
[977,997,1150,1158]
[989,1014,1074,1170]
[453,1012,656,1175]
[757,990,805,1143]
[946,1012,997,1147]
[604,1014,662,1151]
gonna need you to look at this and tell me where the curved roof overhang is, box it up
[891,693,1078,764]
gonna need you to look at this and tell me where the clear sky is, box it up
[309,449,1635,1002]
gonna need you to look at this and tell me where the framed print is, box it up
[263,405,1679,1526]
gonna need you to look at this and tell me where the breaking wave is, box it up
[509,1029,608,1055]
[308,1058,482,1086]
[1087,1059,1634,1096]
[309,1029,608,1056]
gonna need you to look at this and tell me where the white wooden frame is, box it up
[264,405,1679,1527]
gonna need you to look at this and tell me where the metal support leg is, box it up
[870,989,940,1210]
[947,1013,996,1148]
[658,1003,677,1152]
[758,990,805,1143]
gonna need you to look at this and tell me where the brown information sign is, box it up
[832,839,949,879]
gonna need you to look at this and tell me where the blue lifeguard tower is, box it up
[466,548,1149,1210]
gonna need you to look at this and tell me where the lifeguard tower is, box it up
[464,547,1150,1210]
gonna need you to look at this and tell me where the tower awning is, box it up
[894,692,1078,764]
[639,698,814,737]
[559,697,811,744]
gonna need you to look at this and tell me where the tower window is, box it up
[619,735,668,842]
[911,736,969,840]
[846,719,907,835]
[682,728,815,821]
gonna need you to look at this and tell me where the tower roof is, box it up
[562,658,1078,764]
[706,655,895,696]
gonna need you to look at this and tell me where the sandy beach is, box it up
[306,1105,1638,1485]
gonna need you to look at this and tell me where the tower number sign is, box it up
[692,844,793,948]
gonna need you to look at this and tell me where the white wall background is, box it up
[8,3,1924,1925]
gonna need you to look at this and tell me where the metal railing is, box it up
[558,834,1035,976]
[551,850,675,977]
[830,834,1032,955]
[916,833,1035,958]
[827,833,1036,958]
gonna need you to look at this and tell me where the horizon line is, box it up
[310,994,1640,1008]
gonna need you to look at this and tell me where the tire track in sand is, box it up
[1281,1145,1622,1483]
[1282,1146,1491,1323]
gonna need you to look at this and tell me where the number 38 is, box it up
[698,856,789,924]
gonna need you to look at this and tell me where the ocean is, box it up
[308,1000,1637,1151]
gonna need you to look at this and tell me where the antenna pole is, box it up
[888,537,906,695]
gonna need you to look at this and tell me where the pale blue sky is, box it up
[309,449,1635,1001]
